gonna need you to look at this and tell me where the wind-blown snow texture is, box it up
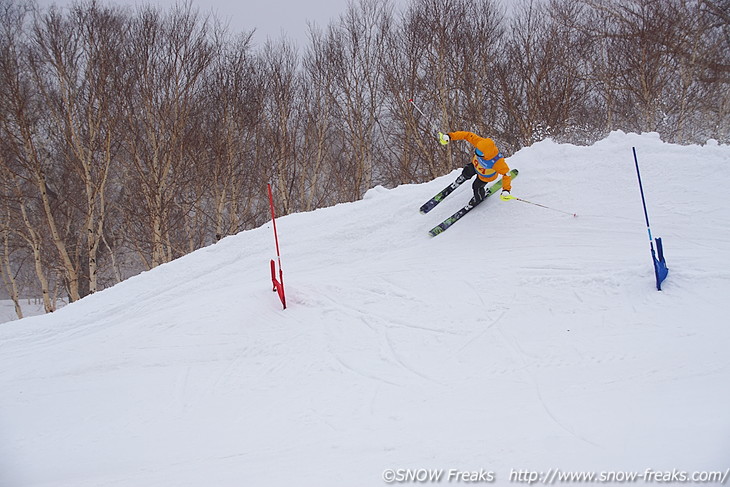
[1,132,729,486]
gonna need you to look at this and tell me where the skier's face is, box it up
[474,149,486,164]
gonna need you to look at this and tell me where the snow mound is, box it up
[2,132,729,487]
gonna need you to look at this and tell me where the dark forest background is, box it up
[1,0,728,317]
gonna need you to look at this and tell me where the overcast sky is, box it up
[35,0,417,47]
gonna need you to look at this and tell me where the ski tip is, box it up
[420,202,437,214]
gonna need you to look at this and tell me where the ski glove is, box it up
[500,189,512,201]
[438,132,450,145]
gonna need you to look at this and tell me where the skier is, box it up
[437,131,512,205]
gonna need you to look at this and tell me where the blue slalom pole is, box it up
[633,147,669,291]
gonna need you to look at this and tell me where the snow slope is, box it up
[1,132,729,486]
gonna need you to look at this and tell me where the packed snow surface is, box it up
[2,132,729,486]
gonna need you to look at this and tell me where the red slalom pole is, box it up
[267,184,286,309]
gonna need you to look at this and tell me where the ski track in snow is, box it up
[2,132,730,486]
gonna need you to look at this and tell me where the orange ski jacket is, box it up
[448,131,511,190]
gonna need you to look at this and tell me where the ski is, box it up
[429,169,519,237]
[419,175,467,214]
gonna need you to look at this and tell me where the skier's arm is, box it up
[447,131,484,147]
[448,131,500,160]
[494,159,512,191]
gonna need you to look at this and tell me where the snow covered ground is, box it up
[1,131,729,486]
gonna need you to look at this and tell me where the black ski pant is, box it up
[461,163,488,200]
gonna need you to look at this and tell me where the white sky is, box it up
[35,0,414,47]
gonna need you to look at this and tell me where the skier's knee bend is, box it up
[461,163,476,179]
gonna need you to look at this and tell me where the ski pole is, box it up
[408,98,442,135]
[501,194,577,217]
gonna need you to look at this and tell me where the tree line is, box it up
[1,0,728,318]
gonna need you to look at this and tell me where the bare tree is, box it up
[695,0,730,140]
[299,24,343,209]
[119,4,215,268]
[0,174,23,318]
[580,0,681,133]
[397,0,469,178]
[200,31,264,238]
[496,0,590,147]
[329,0,392,199]
[258,38,302,214]
[29,0,127,294]
[381,0,506,183]
[0,146,57,314]
[566,0,729,142]
[0,0,68,307]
